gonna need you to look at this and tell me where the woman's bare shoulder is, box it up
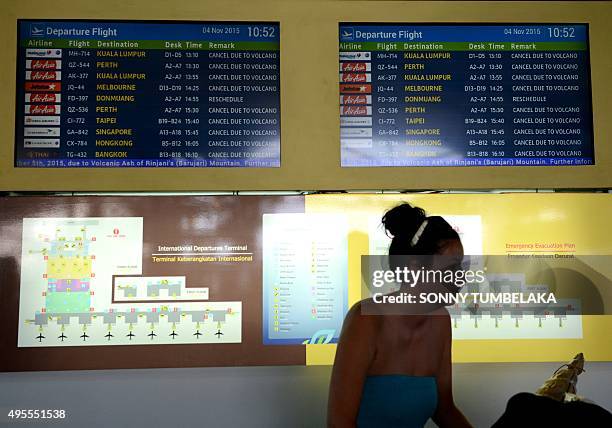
[429,306,451,337]
[341,299,381,334]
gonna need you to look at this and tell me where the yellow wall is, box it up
[1,1,611,191]
[304,193,612,363]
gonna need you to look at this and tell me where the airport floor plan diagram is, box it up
[18,218,241,347]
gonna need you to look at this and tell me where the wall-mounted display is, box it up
[339,24,593,167]
[15,20,280,168]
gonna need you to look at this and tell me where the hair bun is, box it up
[381,203,426,238]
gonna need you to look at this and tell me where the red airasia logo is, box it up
[341,106,369,116]
[342,95,368,105]
[29,93,58,103]
[27,105,57,115]
[30,60,59,70]
[341,73,368,83]
[29,71,59,80]
[341,62,368,72]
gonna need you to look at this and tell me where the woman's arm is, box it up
[432,316,473,428]
[327,302,377,428]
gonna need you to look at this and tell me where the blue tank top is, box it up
[357,375,438,428]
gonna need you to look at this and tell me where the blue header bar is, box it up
[339,24,588,43]
[19,20,279,42]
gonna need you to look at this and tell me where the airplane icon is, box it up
[193,330,202,339]
[215,330,224,339]
[169,331,178,339]
[36,333,45,342]
[104,332,114,341]
[80,332,89,341]
[148,331,157,340]
[341,28,354,40]
[126,331,135,340]
[58,332,67,342]
[30,26,44,37]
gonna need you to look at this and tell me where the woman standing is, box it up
[327,203,473,428]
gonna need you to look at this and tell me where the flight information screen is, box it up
[339,24,594,167]
[15,20,280,168]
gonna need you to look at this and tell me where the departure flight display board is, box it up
[15,20,280,168]
[339,24,594,167]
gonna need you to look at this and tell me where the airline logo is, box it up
[24,138,60,148]
[26,59,62,70]
[339,84,371,94]
[26,71,61,80]
[341,138,373,149]
[340,73,371,83]
[340,127,373,138]
[340,117,373,127]
[25,105,61,115]
[30,25,45,37]
[24,127,61,137]
[26,93,61,103]
[26,48,62,58]
[24,82,61,92]
[340,62,371,72]
[340,95,371,105]
[340,106,372,116]
[24,116,61,126]
[339,52,371,61]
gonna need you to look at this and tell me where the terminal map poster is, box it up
[339,24,594,167]
[15,20,280,168]
[0,196,306,371]
[0,193,610,371]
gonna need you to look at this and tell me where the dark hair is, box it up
[381,203,461,255]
